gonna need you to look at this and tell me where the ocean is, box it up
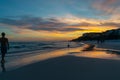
[2,41,82,55]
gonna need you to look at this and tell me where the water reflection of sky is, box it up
[71,51,120,60]
[0,47,120,73]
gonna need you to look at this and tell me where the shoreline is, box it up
[0,46,83,73]
[81,40,120,51]
[0,41,120,80]
[1,55,120,80]
[0,41,120,73]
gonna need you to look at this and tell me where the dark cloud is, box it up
[0,16,57,26]
[56,28,85,32]
[100,22,120,27]
[73,21,120,28]
[1,16,119,32]
[71,22,95,27]
[0,18,27,26]
[0,16,86,32]
[0,16,65,30]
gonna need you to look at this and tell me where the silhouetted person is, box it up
[67,42,70,48]
[67,43,70,48]
[0,32,9,63]
[1,61,6,72]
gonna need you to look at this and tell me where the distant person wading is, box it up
[0,32,9,63]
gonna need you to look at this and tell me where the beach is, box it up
[0,40,120,80]
[1,56,120,80]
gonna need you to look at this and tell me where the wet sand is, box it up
[1,55,120,80]
[82,40,120,50]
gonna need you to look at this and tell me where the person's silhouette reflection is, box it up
[1,61,6,72]
[0,32,9,63]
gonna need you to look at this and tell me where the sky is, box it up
[0,0,120,41]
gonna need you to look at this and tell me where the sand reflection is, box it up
[73,50,120,60]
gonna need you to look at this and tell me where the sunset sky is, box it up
[0,0,120,41]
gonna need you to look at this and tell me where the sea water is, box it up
[0,41,82,55]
